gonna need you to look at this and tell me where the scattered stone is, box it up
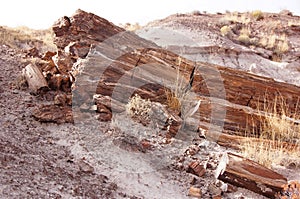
[226,184,238,193]
[42,51,56,61]
[140,139,153,150]
[185,144,200,156]
[47,74,70,92]
[96,104,112,121]
[22,64,48,94]
[188,186,202,198]
[54,93,68,106]
[215,180,228,193]
[277,181,300,198]
[25,47,40,58]
[65,41,91,58]
[187,161,206,177]
[78,159,94,174]
[208,183,222,198]
[52,50,75,74]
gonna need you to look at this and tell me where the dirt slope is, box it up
[137,11,300,86]
[0,45,124,198]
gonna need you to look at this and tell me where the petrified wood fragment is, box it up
[216,152,287,198]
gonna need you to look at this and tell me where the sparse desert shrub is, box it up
[249,37,259,45]
[220,25,231,36]
[267,34,277,49]
[240,14,251,24]
[238,34,250,45]
[251,10,264,20]
[259,34,289,61]
[275,35,289,54]
[222,12,251,24]
[126,94,151,121]
[0,26,56,52]
[224,11,239,23]
[241,96,300,168]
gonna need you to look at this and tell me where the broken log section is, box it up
[23,64,48,93]
[33,104,73,124]
[216,152,287,198]
[205,130,299,151]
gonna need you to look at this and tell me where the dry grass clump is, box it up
[165,88,181,113]
[165,57,183,112]
[238,28,251,45]
[259,33,289,61]
[220,25,232,36]
[222,11,249,24]
[260,34,289,54]
[164,56,201,124]
[164,57,190,114]
[238,34,250,44]
[251,10,264,21]
[242,96,300,168]
[275,35,289,54]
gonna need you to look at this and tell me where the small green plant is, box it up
[251,10,264,20]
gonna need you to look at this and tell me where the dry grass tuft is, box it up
[164,57,190,113]
[223,11,251,24]
[165,88,181,113]
[238,34,250,45]
[251,10,264,21]
[259,33,289,61]
[242,96,300,168]
[220,25,231,36]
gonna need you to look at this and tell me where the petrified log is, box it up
[88,48,300,135]
[50,10,300,138]
[216,152,287,198]
[22,64,48,93]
